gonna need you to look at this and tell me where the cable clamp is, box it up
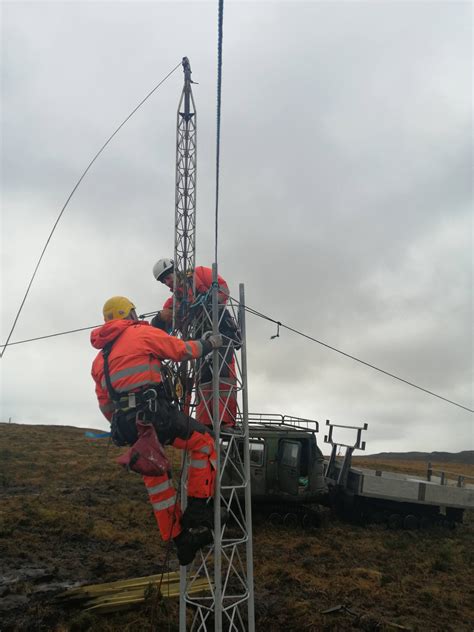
[270,322,281,340]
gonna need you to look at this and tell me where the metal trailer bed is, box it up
[324,420,474,527]
[343,465,474,509]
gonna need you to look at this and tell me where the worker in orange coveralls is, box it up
[90,296,222,565]
[151,258,240,427]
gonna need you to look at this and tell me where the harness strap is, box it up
[102,342,122,403]
[103,342,168,413]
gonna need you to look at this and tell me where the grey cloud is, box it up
[2,1,472,454]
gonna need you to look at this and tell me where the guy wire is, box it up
[1,61,182,359]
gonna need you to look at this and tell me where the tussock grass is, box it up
[1,422,473,631]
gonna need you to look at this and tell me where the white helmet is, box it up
[153,258,174,282]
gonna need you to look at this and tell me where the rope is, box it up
[241,302,474,414]
[214,0,224,266]
[3,325,102,347]
[3,302,472,413]
[2,310,159,346]
[1,61,182,359]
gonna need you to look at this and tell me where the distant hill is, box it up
[362,451,474,465]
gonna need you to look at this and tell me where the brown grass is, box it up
[1,423,473,631]
[353,456,474,480]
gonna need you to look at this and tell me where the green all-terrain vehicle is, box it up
[221,414,328,527]
[221,414,474,529]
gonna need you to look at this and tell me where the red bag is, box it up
[116,420,170,476]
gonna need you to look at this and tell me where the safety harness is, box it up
[101,341,170,474]
[102,340,160,446]
[102,342,173,414]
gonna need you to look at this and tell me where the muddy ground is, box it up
[0,423,473,631]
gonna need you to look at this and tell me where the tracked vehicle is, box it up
[223,414,474,529]
[221,414,327,528]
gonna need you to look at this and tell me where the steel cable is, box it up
[1,61,182,359]
[3,302,472,413]
[241,302,473,413]
[214,0,224,266]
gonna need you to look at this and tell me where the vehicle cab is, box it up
[223,414,327,504]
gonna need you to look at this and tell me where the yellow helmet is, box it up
[102,296,136,322]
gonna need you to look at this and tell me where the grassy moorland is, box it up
[0,423,473,631]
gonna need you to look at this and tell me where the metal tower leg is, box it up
[173,57,197,628]
[239,283,255,630]
[178,278,254,631]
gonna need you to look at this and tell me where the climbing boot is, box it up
[174,527,213,566]
[181,497,229,531]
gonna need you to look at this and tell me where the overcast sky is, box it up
[1,1,472,454]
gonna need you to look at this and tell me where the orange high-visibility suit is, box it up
[91,319,216,540]
[152,266,238,427]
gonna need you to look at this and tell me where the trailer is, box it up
[324,420,474,528]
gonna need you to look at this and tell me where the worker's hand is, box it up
[201,331,223,350]
[159,308,173,324]
[151,308,173,331]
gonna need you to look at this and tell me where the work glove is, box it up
[200,331,223,355]
[202,331,223,348]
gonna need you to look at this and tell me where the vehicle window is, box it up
[281,441,300,468]
[249,441,264,467]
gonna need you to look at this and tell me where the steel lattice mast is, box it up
[173,58,255,632]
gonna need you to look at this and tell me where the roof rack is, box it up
[235,412,319,433]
